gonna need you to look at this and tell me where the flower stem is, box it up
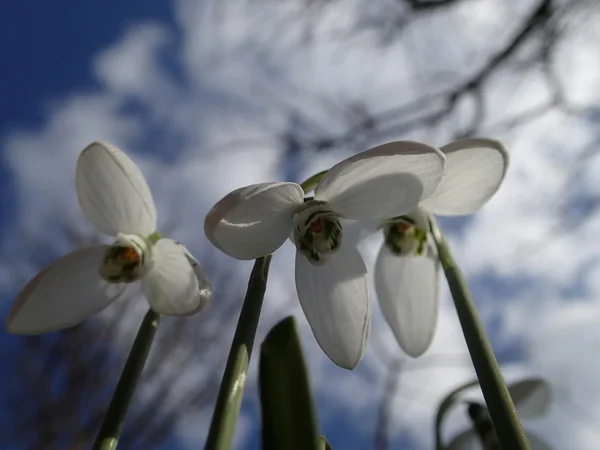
[92,309,161,450]
[205,255,272,450]
[429,218,530,450]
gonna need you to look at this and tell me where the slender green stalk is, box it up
[206,255,272,450]
[429,218,529,450]
[93,309,161,450]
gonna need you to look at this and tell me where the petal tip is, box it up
[5,306,55,336]
[5,314,22,335]
[334,359,359,370]
[328,343,365,370]
[79,141,119,160]
[204,182,302,260]
[4,270,48,335]
[442,137,509,165]
[76,141,157,235]
[203,205,223,248]
[403,345,429,358]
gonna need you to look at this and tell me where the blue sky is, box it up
[0,0,172,128]
[2,1,600,449]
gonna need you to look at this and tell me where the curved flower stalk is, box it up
[373,138,509,357]
[6,142,212,335]
[205,141,447,369]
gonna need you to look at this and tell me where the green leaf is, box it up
[260,316,320,450]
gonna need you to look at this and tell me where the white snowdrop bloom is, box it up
[204,141,447,369]
[374,138,509,357]
[6,142,212,335]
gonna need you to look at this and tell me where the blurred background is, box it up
[1,0,599,448]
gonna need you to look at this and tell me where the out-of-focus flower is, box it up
[374,138,509,357]
[446,378,552,450]
[7,142,212,335]
[205,141,447,369]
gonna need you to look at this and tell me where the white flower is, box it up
[6,142,212,335]
[447,378,552,450]
[204,141,447,369]
[373,138,509,357]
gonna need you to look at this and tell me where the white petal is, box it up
[340,218,380,248]
[204,182,304,260]
[375,243,440,357]
[509,377,552,419]
[142,239,203,316]
[76,141,157,235]
[314,141,446,220]
[446,429,479,450]
[295,244,370,369]
[177,242,212,312]
[447,428,551,450]
[420,138,509,216]
[6,246,125,334]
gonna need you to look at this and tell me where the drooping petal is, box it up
[177,242,212,312]
[375,242,440,357]
[141,239,202,316]
[446,429,479,450]
[295,244,370,369]
[6,246,125,334]
[76,141,157,236]
[447,428,551,450]
[509,377,552,419]
[420,138,509,216]
[314,141,446,220]
[205,182,304,260]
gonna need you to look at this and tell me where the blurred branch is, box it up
[373,358,404,450]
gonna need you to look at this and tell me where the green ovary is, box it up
[384,219,427,257]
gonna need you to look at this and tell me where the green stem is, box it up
[93,309,161,450]
[429,218,529,450]
[206,255,272,450]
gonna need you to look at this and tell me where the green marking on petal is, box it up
[100,233,156,283]
[148,231,161,244]
[383,218,428,257]
[293,200,343,265]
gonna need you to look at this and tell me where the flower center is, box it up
[100,233,154,283]
[293,200,342,265]
[383,215,428,256]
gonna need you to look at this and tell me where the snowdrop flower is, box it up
[6,142,212,335]
[447,378,552,450]
[205,141,447,369]
[374,138,509,357]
